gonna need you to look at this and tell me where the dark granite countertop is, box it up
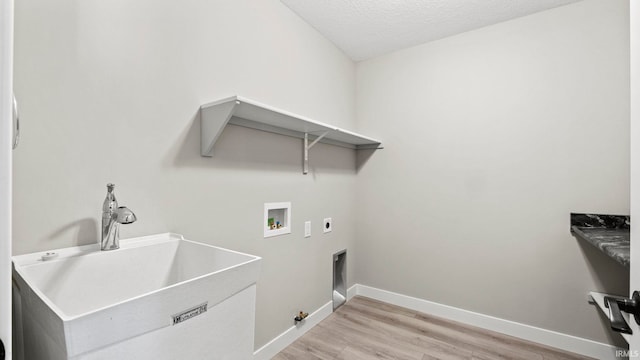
[570,226,629,267]
[570,213,630,268]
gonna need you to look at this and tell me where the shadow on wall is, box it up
[356,148,376,174]
[48,218,99,247]
[165,111,360,175]
[576,240,630,347]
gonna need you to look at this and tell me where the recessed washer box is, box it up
[264,202,291,238]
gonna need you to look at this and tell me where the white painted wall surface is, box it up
[13,0,632,353]
[0,0,13,357]
[13,0,357,349]
[356,0,629,347]
[629,0,640,351]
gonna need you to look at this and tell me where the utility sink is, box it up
[13,233,261,360]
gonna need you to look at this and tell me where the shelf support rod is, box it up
[303,131,329,175]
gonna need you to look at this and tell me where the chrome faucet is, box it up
[101,183,137,250]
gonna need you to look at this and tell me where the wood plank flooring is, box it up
[273,296,594,360]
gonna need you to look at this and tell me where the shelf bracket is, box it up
[303,131,329,175]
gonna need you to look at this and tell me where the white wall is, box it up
[355,0,629,347]
[14,0,633,352]
[13,0,357,348]
[1,0,13,356]
[630,0,640,351]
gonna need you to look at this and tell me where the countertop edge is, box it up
[570,225,630,268]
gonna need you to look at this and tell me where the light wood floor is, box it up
[273,296,594,360]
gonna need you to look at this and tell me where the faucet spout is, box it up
[101,183,137,251]
[102,206,137,251]
[115,206,137,224]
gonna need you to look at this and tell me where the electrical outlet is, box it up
[323,218,332,233]
[304,221,311,238]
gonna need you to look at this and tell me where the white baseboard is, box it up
[254,284,622,360]
[253,301,333,360]
[347,284,357,300]
[355,284,623,360]
[253,285,357,360]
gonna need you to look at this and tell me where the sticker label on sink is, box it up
[172,302,208,325]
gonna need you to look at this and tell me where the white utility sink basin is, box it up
[13,233,261,360]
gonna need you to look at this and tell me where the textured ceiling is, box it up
[280,0,583,61]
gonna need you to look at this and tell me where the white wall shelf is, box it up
[200,96,383,174]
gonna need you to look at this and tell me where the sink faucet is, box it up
[101,183,137,250]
